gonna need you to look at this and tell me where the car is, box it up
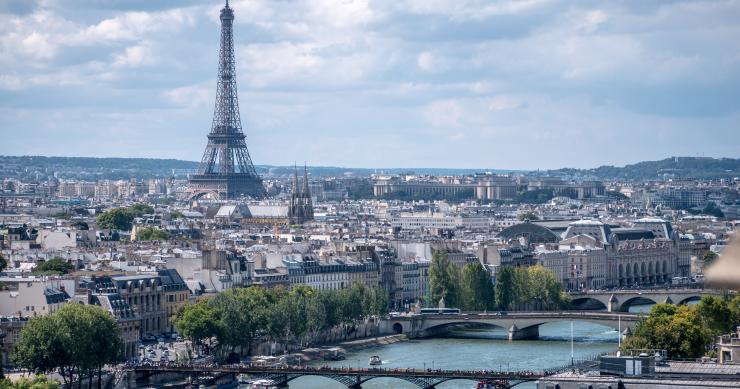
[141,334,156,343]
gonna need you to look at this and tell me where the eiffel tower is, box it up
[188,0,266,200]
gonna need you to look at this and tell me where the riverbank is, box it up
[293,334,408,363]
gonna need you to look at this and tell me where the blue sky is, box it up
[0,0,738,170]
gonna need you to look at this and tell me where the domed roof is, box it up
[498,222,561,244]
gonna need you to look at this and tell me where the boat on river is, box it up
[369,355,382,365]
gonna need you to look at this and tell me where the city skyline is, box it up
[1,0,739,169]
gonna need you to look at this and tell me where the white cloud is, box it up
[398,0,551,21]
[112,42,155,68]
[19,32,56,59]
[164,83,213,108]
[575,10,608,33]
[1,0,739,168]
[309,0,381,28]
[0,74,23,91]
[74,9,195,44]
[416,51,449,73]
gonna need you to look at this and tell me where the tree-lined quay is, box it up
[174,283,388,359]
[429,250,569,312]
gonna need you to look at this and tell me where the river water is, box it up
[235,304,668,388]
[277,320,621,389]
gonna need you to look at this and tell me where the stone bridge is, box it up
[569,289,722,312]
[125,364,553,389]
[386,311,640,340]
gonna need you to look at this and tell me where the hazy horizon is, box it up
[1,0,739,169]
[4,153,738,174]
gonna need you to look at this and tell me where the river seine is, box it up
[281,320,621,389]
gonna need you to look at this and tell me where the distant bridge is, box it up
[387,311,640,340]
[569,289,722,312]
[126,363,559,389]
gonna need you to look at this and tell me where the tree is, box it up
[622,304,711,359]
[12,315,68,380]
[703,251,719,265]
[0,254,6,273]
[702,202,725,218]
[518,211,539,221]
[96,208,133,231]
[528,266,567,310]
[697,296,735,335]
[211,287,269,357]
[495,267,515,311]
[0,375,60,389]
[429,250,459,308]
[127,203,154,217]
[33,258,74,275]
[135,227,170,241]
[13,304,121,389]
[85,306,123,389]
[71,221,89,230]
[175,300,221,353]
[460,262,495,311]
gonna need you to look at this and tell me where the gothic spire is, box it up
[292,163,299,193]
[302,163,310,195]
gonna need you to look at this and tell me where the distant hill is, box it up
[0,155,737,181]
[0,155,510,181]
[541,157,740,180]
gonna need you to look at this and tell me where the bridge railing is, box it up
[404,311,641,319]
[546,351,610,374]
[127,362,549,380]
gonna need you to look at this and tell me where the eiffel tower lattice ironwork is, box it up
[188,0,266,200]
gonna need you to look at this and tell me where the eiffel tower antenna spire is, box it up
[188,0,266,200]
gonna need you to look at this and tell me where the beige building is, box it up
[717,328,740,364]
[0,276,73,317]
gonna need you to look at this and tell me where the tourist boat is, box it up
[369,355,382,366]
[247,379,277,389]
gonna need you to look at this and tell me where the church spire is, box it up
[302,162,310,195]
[292,163,299,193]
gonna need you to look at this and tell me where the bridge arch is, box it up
[392,322,404,334]
[619,296,657,312]
[676,295,702,305]
[360,375,477,388]
[422,321,507,334]
[570,297,608,310]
